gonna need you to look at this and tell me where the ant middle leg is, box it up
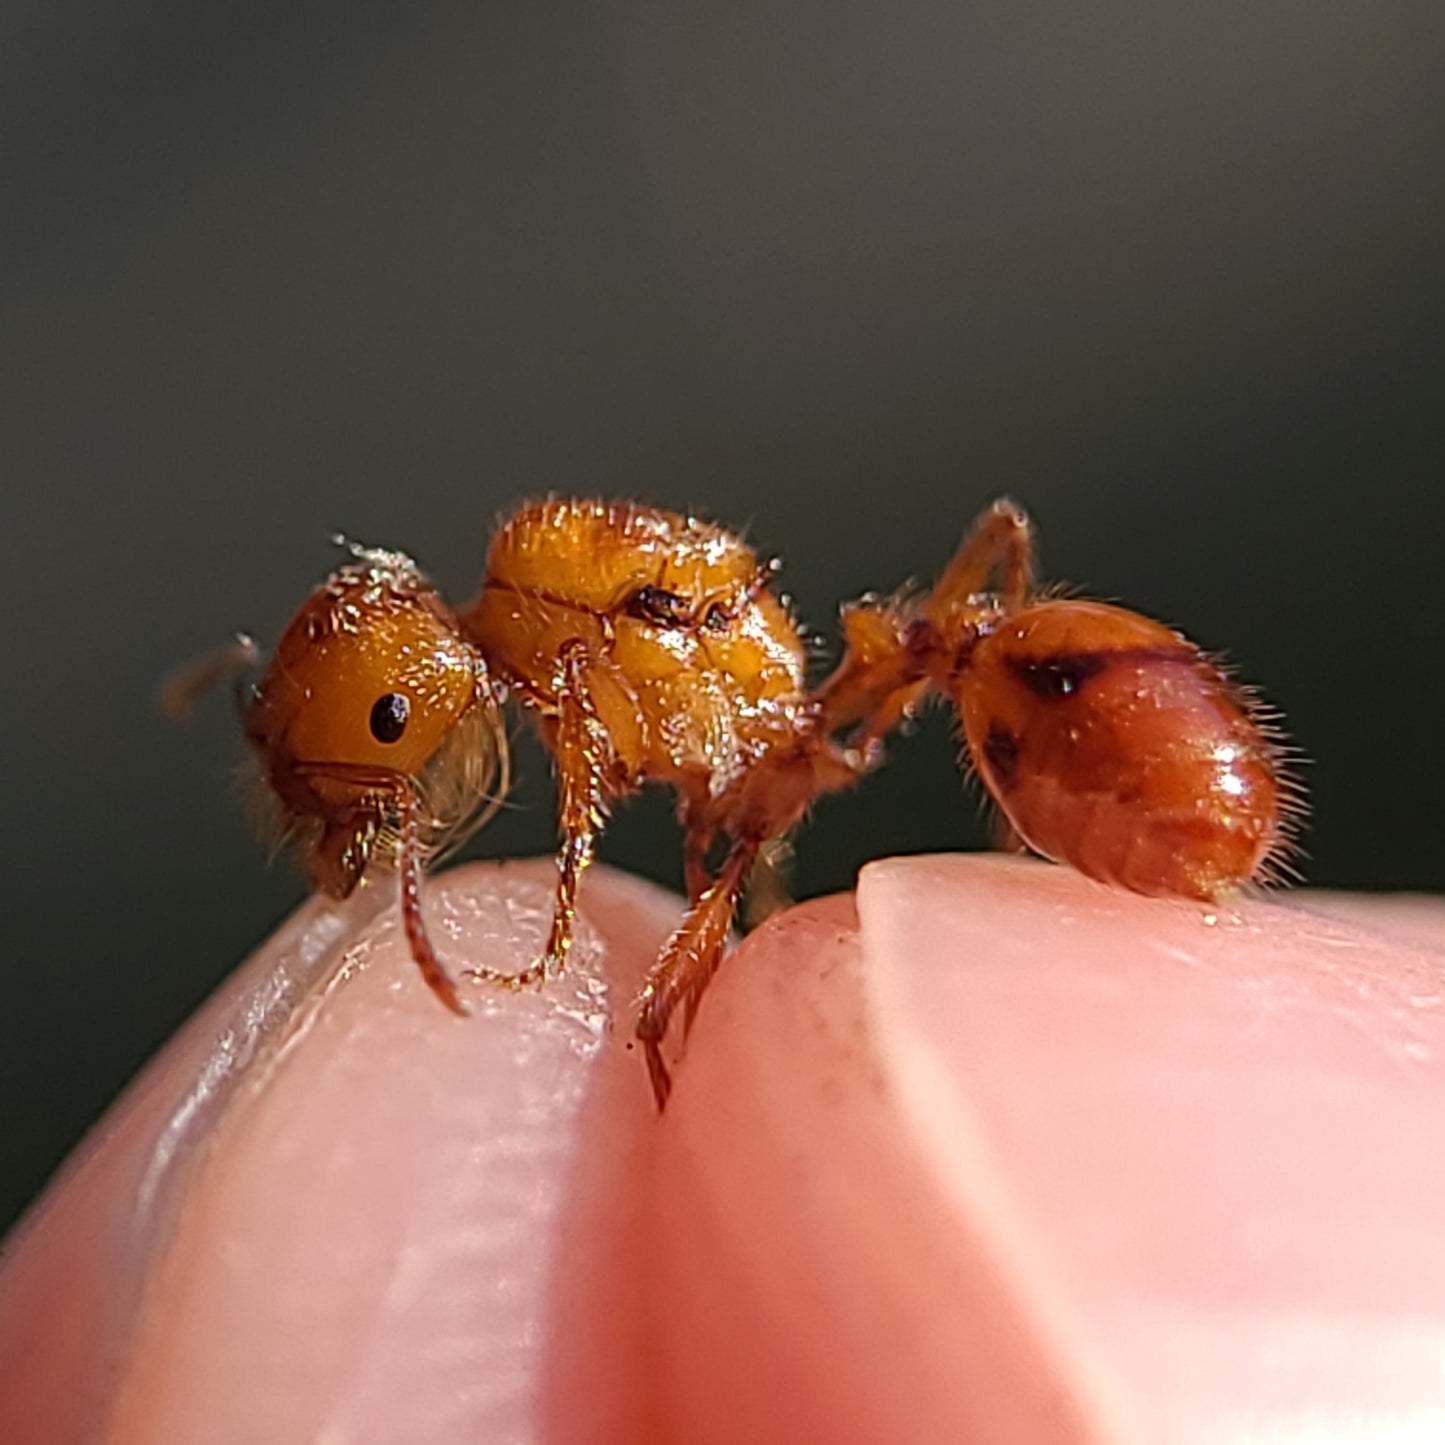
[539,642,609,976]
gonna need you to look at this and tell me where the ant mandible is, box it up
[462,497,1297,1105]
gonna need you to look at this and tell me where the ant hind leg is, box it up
[928,497,1036,626]
[636,836,761,1108]
[814,499,1038,754]
[742,836,795,931]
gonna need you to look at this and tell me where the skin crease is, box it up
[1,856,1444,1443]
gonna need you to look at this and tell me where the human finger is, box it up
[0,859,680,1445]
[649,854,1445,1443]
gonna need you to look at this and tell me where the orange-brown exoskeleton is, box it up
[821,498,1300,902]
[462,500,872,1103]
[175,544,509,1012]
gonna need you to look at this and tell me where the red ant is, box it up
[177,502,1298,1107]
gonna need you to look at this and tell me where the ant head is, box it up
[243,548,506,896]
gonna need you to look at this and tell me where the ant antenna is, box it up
[160,633,262,720]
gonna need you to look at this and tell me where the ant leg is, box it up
[539,642,609,976]
[812,601,933,778]
[396,785,469,1014]
[636,837,761,1108]
[813,601,922,743]
[683,822,715,905]
[458,644,608,993]
[927,497,1036,623]
[742,835,795,930]
[815,501,1036,749]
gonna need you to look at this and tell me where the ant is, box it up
[461,497,1298,1105]
[177,502,1297,1109]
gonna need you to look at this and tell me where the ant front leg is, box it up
[636,836,760,1108]
[540,641,610,977]
[394,784,470,1013]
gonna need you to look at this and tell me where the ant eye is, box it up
[627,585,691,627]
[369,691,411,743]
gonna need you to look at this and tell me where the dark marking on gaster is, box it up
[1013,646,1196,702]
[983,722,1022,791]
[1014,651,1109,700]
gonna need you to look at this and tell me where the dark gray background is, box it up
[5,1,1443,1229]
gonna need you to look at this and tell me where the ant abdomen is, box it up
[953,599,1288,902]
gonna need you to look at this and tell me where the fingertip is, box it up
[650,878,1120,1445]
[857,855,1445,1437]
[0,860,681,1445]
[12,853,1444,1443]
[650,854,1445,1443]
[0,888,373,1445]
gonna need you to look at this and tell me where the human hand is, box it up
[2,855,1442,1443]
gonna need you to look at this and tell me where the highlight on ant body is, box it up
[167,542,509,1013]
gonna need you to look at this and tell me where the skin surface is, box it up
[2,855,1444,1442]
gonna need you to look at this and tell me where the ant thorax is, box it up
[465,499,813,798]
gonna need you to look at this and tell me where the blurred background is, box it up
[4,1,1443,1229]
